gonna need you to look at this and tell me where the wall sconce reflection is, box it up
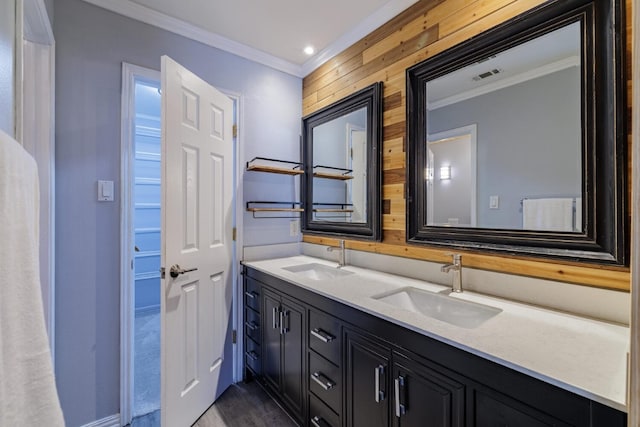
[439,165,451,180]
[425,167,434,181]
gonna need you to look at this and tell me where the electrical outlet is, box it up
[290,220,300,236]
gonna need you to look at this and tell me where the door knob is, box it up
[169,264,198,278]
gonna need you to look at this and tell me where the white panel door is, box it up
[161,56,234,427]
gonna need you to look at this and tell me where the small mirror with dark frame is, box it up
[302,82,383,241]
[406,0,627,264]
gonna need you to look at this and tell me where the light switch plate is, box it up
[489,195,499,209]
[98,180,114,202]
[290,220,300,236]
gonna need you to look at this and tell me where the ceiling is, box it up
[428,22,581,109]
[82,0,419,77]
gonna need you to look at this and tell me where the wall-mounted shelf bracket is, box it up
[312,165,353,180]
[246,201,304,219]
[247,157,303,175]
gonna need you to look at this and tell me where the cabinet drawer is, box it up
[244,307,261,343]
[244,278,261,312]
[309,392,340,427]
[309,309,341,365]
[245,335,261,375]
[309,351,341,413]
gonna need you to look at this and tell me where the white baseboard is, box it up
[79,414,120,427]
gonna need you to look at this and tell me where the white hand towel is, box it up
[522,198,574,232]
[0,130,65,426]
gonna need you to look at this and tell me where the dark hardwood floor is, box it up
[130,381,297,427]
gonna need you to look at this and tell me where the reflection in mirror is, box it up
[426,22,582,232]
[312,107,367,223]
[302,82,382,241]
[406,0,627,264]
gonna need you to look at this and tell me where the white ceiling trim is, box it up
[81,0,304,76]
[428,56,581,110]
[300,0,419,77]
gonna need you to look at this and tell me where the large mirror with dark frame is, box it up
[302,82,383,240]
[406,0,627,264]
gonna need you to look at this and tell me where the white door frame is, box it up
[427,124,478,227]
[17,0,56,356]
[120,63,243,426]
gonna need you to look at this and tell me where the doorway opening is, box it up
[121,62,242,427]
[427,124,477,227]
[131,78,162,421]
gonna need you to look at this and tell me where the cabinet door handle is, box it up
[311,328,335,343]
[311,415,331,427]
[280,310,290,334]
[272,307,279,330]
[245,350,259,361]
[311,372,335,390]
[394,376,406,418]
[375,365,385,402]
[279,310,285,334]
[245,290,258,299]
[245,321,258,331]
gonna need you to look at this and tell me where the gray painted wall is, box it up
[53,0,301,424]
[428,67,581,229]
[44,0,54,27]
[0,0,15,136]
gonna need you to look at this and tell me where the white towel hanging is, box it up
[522,198,574,232]
[0,130,65,426]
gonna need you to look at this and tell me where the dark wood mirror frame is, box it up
[302,82,383,241]
[406,0,627,265]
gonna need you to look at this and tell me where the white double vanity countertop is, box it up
[244,255,629,412]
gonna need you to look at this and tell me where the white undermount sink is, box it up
[372,287,502,329]
[282,263,355,281]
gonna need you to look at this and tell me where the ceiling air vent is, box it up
[472,68,503,81]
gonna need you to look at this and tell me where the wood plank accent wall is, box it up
[302,0,632,292]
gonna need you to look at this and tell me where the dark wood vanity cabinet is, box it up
[261,287,306,423]
[243,266,627,427]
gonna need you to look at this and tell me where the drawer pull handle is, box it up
[245,291,258,299]
[375,364,385,402]
[245,321,258,331]
[311,415,330,427]
[311,328,335,343]
[245,350,259,361]
[311,372,335,391]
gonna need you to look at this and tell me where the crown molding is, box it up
[428,56,580,110]
[300,0,419,76]
[81,0,304,76]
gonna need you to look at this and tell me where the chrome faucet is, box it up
[441,253,462,293]
[327,240,346,268]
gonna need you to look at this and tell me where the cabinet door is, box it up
[391,351,465,427]
[262,289,281,392]
[345,329,390,427]
[473,389,571,427]
[281,296,306,418]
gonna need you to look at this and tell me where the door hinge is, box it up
[232,124,238,138]
[160,267,165,279]
[232,227,237,241]
[232,329,237,344]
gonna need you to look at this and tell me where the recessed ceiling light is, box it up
[303,46,315,56]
